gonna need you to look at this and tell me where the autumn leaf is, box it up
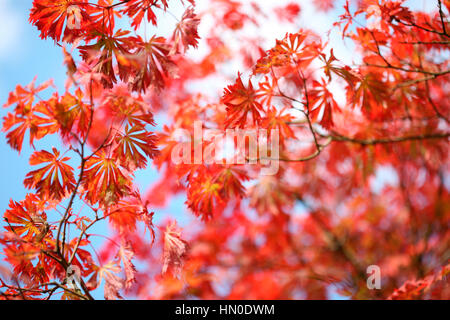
[248,174,294,216]
[313,0,334,12]
[2,233,41,273]
[254,31,319,75]
[116,241,137,289]
[213,166,249,199]
[2,78,58,152]
[170,7,201,55]
[256,76,279,106]
[2,111,38,153]
[103,271,124,300]
[162,221,188,276]
[187,173,224,220]
[389,264,450,300]
[222,73,263,128]
[24,148,76,201]
[63,47,77,82]
[319,49,359,85]
[112,125,159,170]
[29,0,93,42]
[309,78,341,129]
[39,90,91,142]
[129,36,177,93]
[348,72,391,120]
[79,30,137,88]
[2,0,450,301]
[122,0,168,30]
[81,151,132,207]
[260,107,295,145]
[107,190,155,240]
[3,77,53,109]
[4,194,48,242]
[102,84,156,128]
[94,261,124,300]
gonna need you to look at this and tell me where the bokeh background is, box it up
[0,0,436,299]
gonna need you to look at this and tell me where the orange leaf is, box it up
[24,148,76,200]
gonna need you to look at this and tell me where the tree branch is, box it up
[328,131,450,145]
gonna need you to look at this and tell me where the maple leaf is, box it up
[2,78,58,152]
[117,241,137,289]
[24,148,76,201]
[254,36,303,75]
[104,271,124,300]
[162,221,188,276]
[309,78,341,129]
[129,36,177,93]
[59,89,92,139]
[107,191,156,239]
[107,195,141,233]
[2,111,38,153]
[170,7,201,55]
[319,49,359,85]
[380,1,414,25]
[102,84,156,128]
[2,233,41,272]
[222,5,251,31]
[112,125,159,170]
[63,238,95,275]
[3,0,450,301]
[122,0,167,30]
[79,30,136,88]
[38,90,91,142]
[248,174,294,216]
[94,261,124,300]
[213,166,249,199]
[256,76,279,107]
[348,72,390,120]
[3,77,54,109]
[260,107,295,145]
[3,194,48,242]
[81,151,132,207]
[222,74,263,128]
[389,265,450,300]
[29,0,93,42]
[254,31,319,75]
[63,47,77,75]
[280,32,320,68]
[253,50,288,75]
[187,173,224,220]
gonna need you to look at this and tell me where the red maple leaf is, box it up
[129,36,177,93]
[162,221,188,276]
[24,148,76,201]
[29,0,93,42]
[122,0,168,30]
[81,151,132,206]
[222,73,264,128]
[79,30,137,88]
[170,7,201,55]
[116,241,137,289]
[4,194,48,242]
[112,125,159,170]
